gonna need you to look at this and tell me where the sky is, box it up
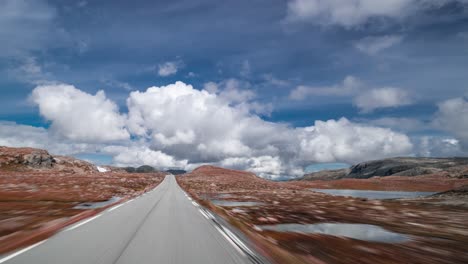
[0,0,467,179]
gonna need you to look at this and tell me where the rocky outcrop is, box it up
[53,155,98,174]
[347,157,468,179]
[124,165,158,173]
[166,169,187,175]
[300,168,349,181]
[0,147,55,170]
[300,157,468,180]
[0,146,97,173]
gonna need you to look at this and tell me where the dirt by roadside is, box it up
[177,166,468,264]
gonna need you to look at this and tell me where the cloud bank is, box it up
[433,97,468,148]
[353,87,412,113]
[13,81,415,178]
[31,84,130,142]
[290,76,412,113]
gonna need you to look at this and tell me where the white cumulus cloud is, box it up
[31,83,130,143]
[103,145,188,169]
[297,118,412,164]
[433,97,468,148]
[290,75,362,100]
[158,61,181,76]
[353,87,412,113]
[0,121,103,155]
[414,136,467,157]
[126,81,412,178]
[204,78,273,116]
[290,76,413,113]
[1,81,418,179]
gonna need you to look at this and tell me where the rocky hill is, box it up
[165,169,186,175]
[178,165,281,193]
[301,157,468,181]
[190,165,259,179]
[0,146,98,173]
[0,146,166,254]
[300,168,350,181]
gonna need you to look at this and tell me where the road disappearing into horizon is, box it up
[1,175,264,264]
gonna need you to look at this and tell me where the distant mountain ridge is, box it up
[300,157,468,181]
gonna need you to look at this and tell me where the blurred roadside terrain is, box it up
[0,146,165,254]
[1,146,468,263]
[178,163,468,264]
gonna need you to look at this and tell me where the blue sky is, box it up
[1,0,467,178]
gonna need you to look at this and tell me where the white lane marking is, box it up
[214,226,246,257]
[201,208,255,258]
[205,211,215,219]
[221,226,255,255]
[108,203,125,212]
[191,201,199,207]
[0,241,46,263]
[65,214,101,231]
[198,209,210,219]
[187,197,192,201]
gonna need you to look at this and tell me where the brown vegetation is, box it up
[178,165,468,264]
[0,146,164,254]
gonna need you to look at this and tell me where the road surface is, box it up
[1,175,263,264]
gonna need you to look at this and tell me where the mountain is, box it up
[165,169,186,175]
[300,157,468,181]
[190,165,259,179]
[124,165,159,173]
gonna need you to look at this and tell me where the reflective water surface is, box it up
[74,196,121,209]
[259,223,409,243]
[311,189,436,199]
[211,200,263,207]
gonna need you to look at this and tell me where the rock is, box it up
[23,152,55,168]
[299,157,468,180]
[0,147,55,170]
[301,168,350,181]
[347,157,468,179]
[0,146,97,173]
[165,169,187,175]
[136,165,156,173]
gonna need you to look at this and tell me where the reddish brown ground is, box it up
[0,147,164,254]
[177,166,468,264]
[294,174,468,192]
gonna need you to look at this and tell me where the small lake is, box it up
[74,196,121,209]
[311,189,436,199]
[259,223,409,243]
[211,200,263,207]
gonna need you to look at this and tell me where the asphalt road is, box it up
[1,175,260,264]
